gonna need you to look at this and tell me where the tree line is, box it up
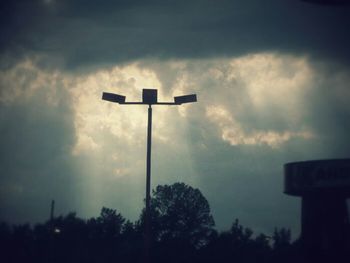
[0,182,303,263]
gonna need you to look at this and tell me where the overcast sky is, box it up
[1,0,350,237]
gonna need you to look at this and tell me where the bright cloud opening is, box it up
[206,105,313,148]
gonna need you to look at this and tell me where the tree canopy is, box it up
[148,182,215,248]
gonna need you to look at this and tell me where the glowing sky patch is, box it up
[67,53,317,161]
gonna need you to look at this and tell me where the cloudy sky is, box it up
[1,0,350,237]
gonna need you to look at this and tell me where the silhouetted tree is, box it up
[227,219,260,262]
[270,227,296,263]
[150,183,215,248]
[11,223,34,263]
[0,222,15,263]
[96,207,125,239]
[200,219,272,263]
[86,207,126,262]
[0,184,305,263]
[138,183,215,262]
[272,227,291,250]
[119,220,142,262]
[230,219,253,246]
[45,212,88,263]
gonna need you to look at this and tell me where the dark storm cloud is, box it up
[1,0,350,69]
[0,70,79,223]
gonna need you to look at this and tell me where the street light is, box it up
[102,88,197,262]
[102,92,126,103]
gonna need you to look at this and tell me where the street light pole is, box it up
[102,89,196,263]
[145,104,152,261]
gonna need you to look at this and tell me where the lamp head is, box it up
[102,92,126,104]
[174,94,197,104]
[142,89,158,104]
